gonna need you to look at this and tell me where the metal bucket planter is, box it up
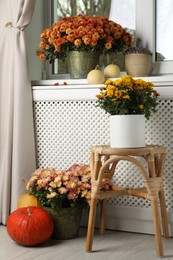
[44,207,83,240]
[67,51,100,79]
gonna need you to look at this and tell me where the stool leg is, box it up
[86,198,98,252]
[99,199,107,235]
[159,189,169,238]
[151,198,164,257]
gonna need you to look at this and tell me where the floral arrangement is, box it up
[36,14,132,63]
[96,75,160,120]
[26,164,111,211]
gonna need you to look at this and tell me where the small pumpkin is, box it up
[17,193,42,208]
[87,65,105,84]
[103,64,120,78]
[6,206,54,246]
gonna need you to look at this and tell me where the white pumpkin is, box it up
[103,64,120,78]
[87,65,105,84]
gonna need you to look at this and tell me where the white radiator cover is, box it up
[32,76,173,235]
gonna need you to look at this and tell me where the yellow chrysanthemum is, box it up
[114,90,123,98]
[99,86,106,91]
[134,85,144,90]
[96,94,102,99]
[104,79,113,85]
[134,79,145,85]
[113,79,122,86]
[122,94,130,99]
[139,104,144,109]
[107,85,116,97]
[147,82,154,88]
[121,75,133,88]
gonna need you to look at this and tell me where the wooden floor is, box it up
[1,225,173,260]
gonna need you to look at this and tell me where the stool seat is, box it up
[86,145,169,257]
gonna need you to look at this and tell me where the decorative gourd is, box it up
[103,64,120,78]
[17,193,42,208]
[6,207,54,246]
[87,65,105,84]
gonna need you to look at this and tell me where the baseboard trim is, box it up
[81,204,173,236]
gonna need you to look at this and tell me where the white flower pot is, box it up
[110,115,146,148]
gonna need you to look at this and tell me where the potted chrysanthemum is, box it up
[36,14,132,78]
[26,164,111,239]
[96,75,160,148]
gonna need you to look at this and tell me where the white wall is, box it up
[26,0,44,80]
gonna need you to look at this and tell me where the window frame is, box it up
[136,0,173,75]
[44,0,173,79]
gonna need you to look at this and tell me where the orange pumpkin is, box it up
[17,193,42,208]
[6,207,54,246]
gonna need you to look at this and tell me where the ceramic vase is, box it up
[110,114,146,148]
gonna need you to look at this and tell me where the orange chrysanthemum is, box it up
[36,14,132,63]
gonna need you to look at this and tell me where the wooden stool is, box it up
[86,145,169,257]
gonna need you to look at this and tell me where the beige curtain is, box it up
[0,0,36,224]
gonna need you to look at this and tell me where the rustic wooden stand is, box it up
[86,145,169,257]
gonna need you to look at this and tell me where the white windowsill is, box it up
[32,74,173,101]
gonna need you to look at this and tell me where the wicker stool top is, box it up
[90,144,167,157]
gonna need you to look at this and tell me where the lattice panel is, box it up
[33,99,173,210]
